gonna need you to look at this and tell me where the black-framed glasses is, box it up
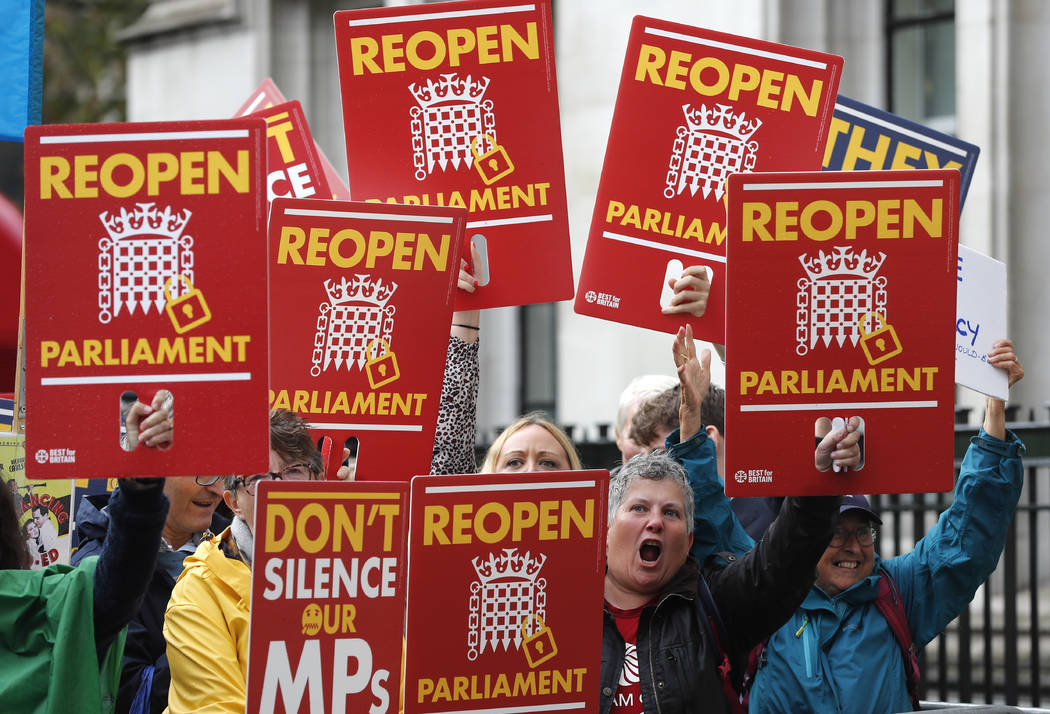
[236,462,315,496]
[829,526,877,548]
[195,475,222,487]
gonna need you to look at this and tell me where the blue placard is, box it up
[823,95,980,206]
[0,0,45,142]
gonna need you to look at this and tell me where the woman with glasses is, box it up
[164,409,323,714]
[747,340,1026,714]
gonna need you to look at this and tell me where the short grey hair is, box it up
[608,452,694,533]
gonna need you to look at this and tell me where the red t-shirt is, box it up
[607,600,655,714]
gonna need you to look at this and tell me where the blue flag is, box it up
[0,0,45,142]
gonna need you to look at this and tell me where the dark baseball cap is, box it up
[840,494,882,525]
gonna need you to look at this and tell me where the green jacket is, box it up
[0,556,127,714]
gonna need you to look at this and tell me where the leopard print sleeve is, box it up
[430,335,480,475]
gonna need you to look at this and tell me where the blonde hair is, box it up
[480,413,582,473]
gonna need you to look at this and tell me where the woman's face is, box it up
[494,424,571,473]
[24,519,39,539]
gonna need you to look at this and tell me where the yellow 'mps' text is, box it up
[40,151,250,199]
[423,499,594,545]
[635,44,824,116]
[740,199,943,242]
[277,226,450,271]
[350,23,538,74]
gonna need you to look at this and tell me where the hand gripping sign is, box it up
[24,119,271,478]
[235,78,352,201]
[268,198,465,481]
[403,471,607,714]
[724,169,960,496]
[246,480,409,714]
[575,17,842,343]
[334,0,573,310]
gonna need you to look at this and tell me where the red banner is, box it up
[403,471,608,714]
[575,17,842,342]
[247,100,331,206]
[24,120,270,478]
[246,480,409,714]
[725,169,959,495]
[334,0,573,310]
[268,198,465,480]
[235,79,351,201]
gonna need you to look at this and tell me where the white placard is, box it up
[955,245,1009,400]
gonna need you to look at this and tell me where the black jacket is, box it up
[600,495,839,714]
[73,492,229,714]
[730,496,784,541]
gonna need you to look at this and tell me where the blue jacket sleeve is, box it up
[884,428,1025,646]
[666,427,754,564]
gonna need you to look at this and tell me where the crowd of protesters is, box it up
[0,249,1029,714]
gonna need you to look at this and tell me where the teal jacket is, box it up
[748,429,1025,714]
[666,427,755,564]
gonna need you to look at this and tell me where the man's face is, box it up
[32,510,47,528]
[816,511,876,597]
[605,477,693,606]
[616,401,645,463]
[163,474,225,547]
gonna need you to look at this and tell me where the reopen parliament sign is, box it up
[24,120,270,478]
[334,0,573,310]
[575,17,842,342]
[403,471,608,714]
[268,198,465,481]
[725,170,959,496]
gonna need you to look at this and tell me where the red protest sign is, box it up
[575,17,842,342]
[334,0,573,310]
[247,100,331,206]
[404,471,607,714]
[247,480,408,714]
[724,169,959,496]
[24,120,270,478]
[235,79,352,201]
[268,198,465,480]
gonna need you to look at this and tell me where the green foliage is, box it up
[42,0,150,124]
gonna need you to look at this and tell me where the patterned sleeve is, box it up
[430,335,480,475]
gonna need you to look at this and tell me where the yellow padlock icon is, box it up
[857,311,903,365]
[471,134,515,185]
[365,338,401,389]
[520,614,558,669]
[164,275,212,334]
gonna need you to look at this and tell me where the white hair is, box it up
[615,374,678,437]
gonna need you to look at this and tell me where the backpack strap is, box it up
[740,637,768,699]
[695,575,747,714]
[873,567,921,710]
